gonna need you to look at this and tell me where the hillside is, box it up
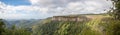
[1,14,120,35]
[31,14,120,35]
[3,19,42,28]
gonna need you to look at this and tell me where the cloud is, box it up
[0,1,48,19]
[0,0,113,19]
[29,0,113,14]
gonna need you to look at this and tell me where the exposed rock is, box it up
[51,16,89,21]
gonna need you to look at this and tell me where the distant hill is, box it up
[3,19,42,28]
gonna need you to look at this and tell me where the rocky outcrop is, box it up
[51,16,88,21]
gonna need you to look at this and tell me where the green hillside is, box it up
[31,15,120,35]
[1,14,120,35]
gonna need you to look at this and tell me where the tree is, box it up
[110,0,120,19]
[0,19,5,35]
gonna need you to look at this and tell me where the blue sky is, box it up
[0,0,31,6]
[0,0,113,19]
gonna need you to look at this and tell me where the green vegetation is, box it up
[32,21,87,35]
[0,19,5,35]
[0,19,31,35]
[1,14,120,35]
[2,28,31,35]
[109,0,120,19]
[1,0,120,35]
[31,15,120,35]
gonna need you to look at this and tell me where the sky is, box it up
[0,0,113,19]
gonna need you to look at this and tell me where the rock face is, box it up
[51,16,88,21]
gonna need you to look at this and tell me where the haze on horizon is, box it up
[0,0,113,19]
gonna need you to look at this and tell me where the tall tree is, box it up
[0,19,5,35]
[110,0,120,19]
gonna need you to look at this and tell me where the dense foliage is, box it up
[31,15,120,35]
[0,19,31,35]
[110,0,120,19]
[32,21,87,35]
[0,14,120,35]
[1,0,120,35]
[0,19,5,35]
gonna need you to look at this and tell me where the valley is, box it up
[1,14,120,35]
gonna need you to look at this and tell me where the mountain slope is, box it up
[32,14,120,35]
[3,19,42,28]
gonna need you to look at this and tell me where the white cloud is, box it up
[0,0,113,19]
[0,2,49,19]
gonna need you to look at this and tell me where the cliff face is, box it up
[51,16,89,21]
